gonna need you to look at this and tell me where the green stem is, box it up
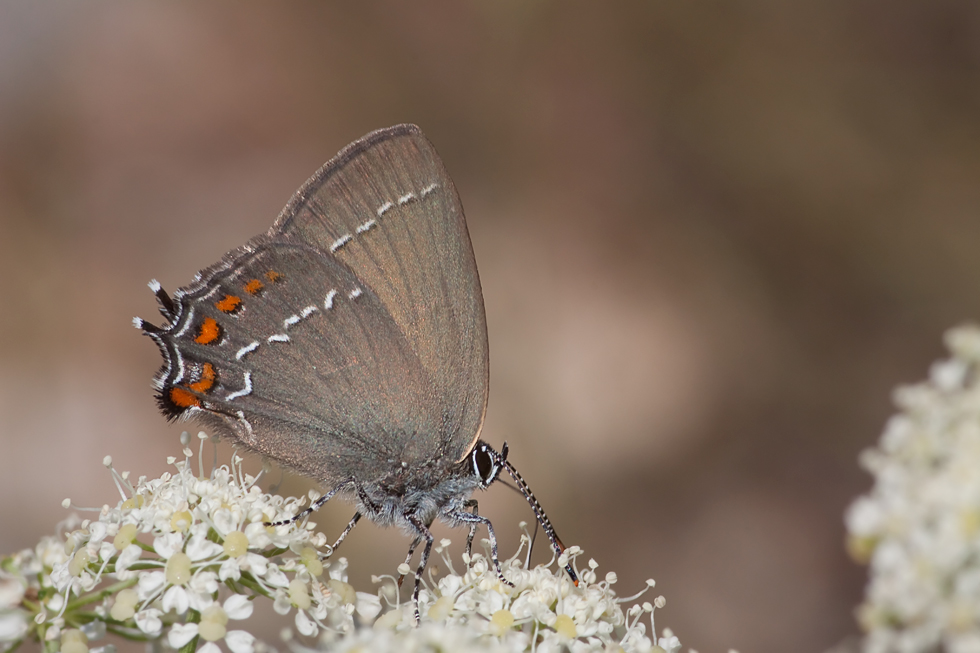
[104,624,155,642]
[235,572,273,599]
[64,578,138,611]
[178,635,200,653]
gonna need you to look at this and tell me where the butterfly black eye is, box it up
[472,445,496,484]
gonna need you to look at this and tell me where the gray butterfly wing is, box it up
[273,125,489,464]
[140,125,488,486]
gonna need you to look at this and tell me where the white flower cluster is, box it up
[313,535,679,653]
[0,432,338,653]
[0,432,685,653]
[847,326,980,653]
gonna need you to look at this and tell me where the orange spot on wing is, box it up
[194,317,221,345]
[189,363,217,393]
[169,387,200,408]
[244,279,264,295]
[168,363,217,410]
[215,295,241,313]
[265,270,282,282]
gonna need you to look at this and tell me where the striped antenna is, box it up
[498,444,579,585]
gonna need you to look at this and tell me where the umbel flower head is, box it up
[847,325,980,653]
[0,432,684,653]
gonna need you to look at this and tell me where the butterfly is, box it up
[136,124,576,622]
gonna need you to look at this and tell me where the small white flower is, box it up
[188,570,219,596]
[212,508,239,536]
[168,622,198,648]
[295,609,317,637]
[166,595,254,652]
[162,585,190,615]
[355,592,382,621]
[186,531,223,561]
[134,608,163,636]
[273,589,292,616]
[240,552,270,577]
[137,571,166,600]
[219,558,242,582]
[153,532,184,560]
[264,565,290,588]
[658,632,682,653]
[114,543,142,574]
[88,521,108,545]
[223,594,253,620]
[243,522,274,548]
[225,629,256,653]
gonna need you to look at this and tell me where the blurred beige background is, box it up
[3,2,980,651]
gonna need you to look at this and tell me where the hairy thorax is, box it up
[355,468,483,536]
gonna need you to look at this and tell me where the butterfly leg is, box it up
[396,537,421,589]
[354,482,383,515]
[265,478,354,527]
[325,511,362,557]
[445,507,514,588]
[463,499,479,560]
[405,515,434,625]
